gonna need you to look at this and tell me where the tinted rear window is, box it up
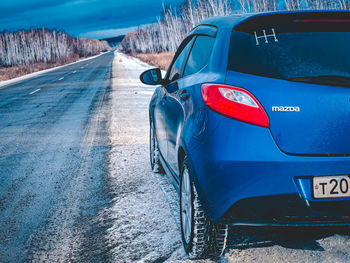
[184,35,215,76]
[228,21,350,80]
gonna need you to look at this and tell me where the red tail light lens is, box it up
[201,83,269,128]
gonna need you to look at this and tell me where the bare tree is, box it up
[0,28,110,67]
[121,0,349,54]
[121,0,232,54]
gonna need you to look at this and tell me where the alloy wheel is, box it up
[181,166,192,244]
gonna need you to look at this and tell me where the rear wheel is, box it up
[150,120,163,173]
[180,160,228,259]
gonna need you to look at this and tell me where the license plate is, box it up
[313,175,350,199]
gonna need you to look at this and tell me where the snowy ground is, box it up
[106,52,187,262]
[106,51,350,263]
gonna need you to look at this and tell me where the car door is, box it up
[153,86,168,158]
[159,36,195,174]
[165,35,216,175]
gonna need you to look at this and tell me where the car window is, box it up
[167,37,195,83]
[183,35,215,77]
[228,22,350,81]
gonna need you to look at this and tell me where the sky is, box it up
[0,0,184,39]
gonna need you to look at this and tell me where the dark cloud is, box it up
[0,0,184,38]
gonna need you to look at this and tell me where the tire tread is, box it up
[181,161,228,259]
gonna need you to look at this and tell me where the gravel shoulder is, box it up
[106,51,186,262]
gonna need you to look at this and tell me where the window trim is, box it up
[182,34,216,78]
[189,24,218,38]
[165,35,195,84]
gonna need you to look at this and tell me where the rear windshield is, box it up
[228,21,350,81]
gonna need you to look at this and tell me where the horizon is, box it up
[0,0,184,39]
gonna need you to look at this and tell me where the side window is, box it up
[184,35,215,77]
[167,37,195,83]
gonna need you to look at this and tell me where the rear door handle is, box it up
[161,95,167,105]
[180,90,190,101]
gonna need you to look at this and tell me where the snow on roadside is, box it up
[224,227,350,263]
[105,51,187,262]
[0,52,107,88]
[105,51,350,263]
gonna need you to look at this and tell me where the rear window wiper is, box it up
[287,75,350,87]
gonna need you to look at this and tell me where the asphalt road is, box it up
[0,52,114,262]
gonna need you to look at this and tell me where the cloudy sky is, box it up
[0,0,184,39]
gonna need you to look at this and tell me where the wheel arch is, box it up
[178,146,216,222]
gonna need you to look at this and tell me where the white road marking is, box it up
[58,77,64,80]
[0,51,106,88]
[29,89,40,95]
[73,70,77,73]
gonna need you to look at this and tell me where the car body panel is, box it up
[153,87,168,157]
[225,70,350,155]
[148,10,350,227]
[188,109,350,222]
[164,81,185,173]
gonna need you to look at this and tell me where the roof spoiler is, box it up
[234,11,350,32]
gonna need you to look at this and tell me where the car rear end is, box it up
[190,11,350,226]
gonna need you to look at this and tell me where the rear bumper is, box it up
[222,194,350,226]
[187,111,350,224]
[223,217,350,227]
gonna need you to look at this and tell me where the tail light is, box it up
[201,83,269,128]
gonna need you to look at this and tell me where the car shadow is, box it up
[225,226,349,252]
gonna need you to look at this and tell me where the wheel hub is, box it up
[181,168,192,244]
[150,125,155,166]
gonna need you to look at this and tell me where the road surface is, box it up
[2,50,350,263]
[0,52,114,262]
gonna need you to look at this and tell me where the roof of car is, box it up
[200,10,350,29]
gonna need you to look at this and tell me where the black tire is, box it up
[180,160,228,259]
[150,120,164,173]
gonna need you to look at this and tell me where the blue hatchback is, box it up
[140,10,350,259]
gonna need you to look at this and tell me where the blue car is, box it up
[140,10,350,259]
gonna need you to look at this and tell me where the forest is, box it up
[121,0,350,54]
[0,28,110,67]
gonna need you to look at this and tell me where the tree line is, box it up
[0,28,110,67]
[121,0,349,54]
